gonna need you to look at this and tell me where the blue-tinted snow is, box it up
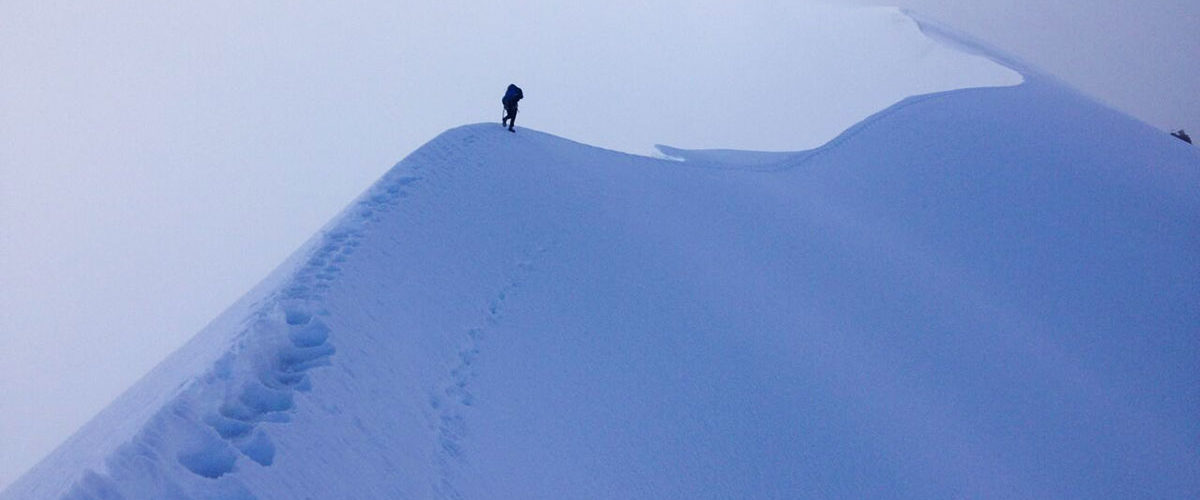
[5,22,1199,500]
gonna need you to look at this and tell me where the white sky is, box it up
[1,0,1197,490]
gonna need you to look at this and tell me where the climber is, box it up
[502,84,523,132]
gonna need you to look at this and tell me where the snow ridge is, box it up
[5,42,1198,497]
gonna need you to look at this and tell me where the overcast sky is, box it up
[858,0,1199,135]
[2,0,1197,490]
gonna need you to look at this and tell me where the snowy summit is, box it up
[4,10,1199,500]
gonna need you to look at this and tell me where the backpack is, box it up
[502,84,523,106]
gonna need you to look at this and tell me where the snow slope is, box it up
[6,26,1200,500]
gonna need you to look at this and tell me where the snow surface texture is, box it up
[6,22,1200,500]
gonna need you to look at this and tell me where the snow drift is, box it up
[5,22,1200,500]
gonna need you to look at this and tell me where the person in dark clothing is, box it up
[502,84,523,132]
[1171,129,1192,144]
